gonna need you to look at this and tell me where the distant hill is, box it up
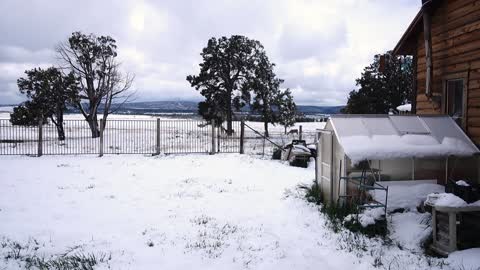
[113,101,344,115]
[3,101,344,115]
[297,105,344,115]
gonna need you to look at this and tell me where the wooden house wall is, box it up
[415,0,480,145]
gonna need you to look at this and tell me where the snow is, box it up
[0,113,325,156]
[0,154,361,270]
[396,104,412,112]
[340,135,476,164]
[330,115,479,164]
[290,145,312,155]
[425,193,467,207]
[0,106,14,113]
[371,182,444,211]
[390,212,432,251]
[1,154,474,270]
[370,182,439,251]
[446,248,480,270]
[345,207,384,227]
[456,180,470,187]
[0,112,327,133]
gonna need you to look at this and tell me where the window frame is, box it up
[442,72,468,130]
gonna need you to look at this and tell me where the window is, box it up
[443,76,467,129]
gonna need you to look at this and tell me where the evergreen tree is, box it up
[277,89,297,134]
[12,67,79,140]
[187,35,268,135]
[342,52,413,114]
[197,100,224,126]
[10,101,45,126]
[250,56,283,137]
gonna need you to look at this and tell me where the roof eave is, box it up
[393,0,444,56]
[392,9,424,56]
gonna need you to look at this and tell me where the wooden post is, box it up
[99,118,104,157]
[239,120,245,154]
[156,118,160,155]
[37,117,43,157]
[299,125,303,140]
[423,6,433,97]
[211,120,216,154]
[448,212,457,252]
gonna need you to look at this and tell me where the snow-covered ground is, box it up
[0,154,477,270]
[0,112,326,133]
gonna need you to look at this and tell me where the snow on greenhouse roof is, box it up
[329,115,480,163]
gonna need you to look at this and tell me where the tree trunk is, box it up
[284,126,287,135]
[87,114,100,138]
[226,89,233,136]
[55,112,65,141]
[264,121,269,137]
[56,124,65,141]
[51,109,66,141]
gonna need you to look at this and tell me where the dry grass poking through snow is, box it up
[0,154,476,270]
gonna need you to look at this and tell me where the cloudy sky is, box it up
[0,0,420,106]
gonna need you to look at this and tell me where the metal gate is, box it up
[217,121,242,153]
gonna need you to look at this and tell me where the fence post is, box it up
[240,120,245,154]
[156,118,161,155]
[211,120,216,154]
[99,118,104,157]
[262,136,266,157]
[217,124,220,153]
[299,125,303,140]
[37,117,43,157]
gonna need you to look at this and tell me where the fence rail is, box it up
[0,118,316,156]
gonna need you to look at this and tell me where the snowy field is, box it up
[0,112,326,133]
[0,154,477,270]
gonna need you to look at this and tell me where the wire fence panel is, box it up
[218,121,241,153]
[103,120,156,154]
[160,120,212,154]
[43,120,99,155]
[243,130,318,157]
[0,119,38,155]
[0,117,316,156]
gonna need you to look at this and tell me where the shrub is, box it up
[299,180,322,205]
[300,180,388,237]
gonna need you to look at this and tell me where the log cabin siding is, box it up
[415,0,480,145]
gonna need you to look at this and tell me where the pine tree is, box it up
[10,101,44,126]
[342,51,413,114]
[250,56,283,137]
[12,67,79,140]
[277,89,297,134]
[187,35,269,135]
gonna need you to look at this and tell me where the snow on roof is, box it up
[396,103,412,112]
[329,115,479,163]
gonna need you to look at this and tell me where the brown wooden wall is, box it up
[415,0,480,145]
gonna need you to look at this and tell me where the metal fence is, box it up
[0,118,316,156]
[242,126,318,156]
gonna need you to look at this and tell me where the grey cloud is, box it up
[0,0,420,106]
[277,23,347,62]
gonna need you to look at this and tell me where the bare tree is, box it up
[100,61,135,131]
[56,31,134,137]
